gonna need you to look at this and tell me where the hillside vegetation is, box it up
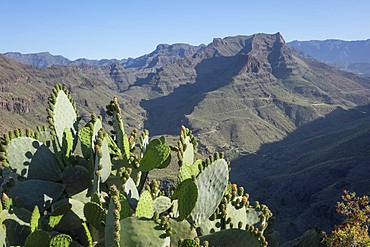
[1,33,370,242]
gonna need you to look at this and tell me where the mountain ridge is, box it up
[288,39,370,76]
[1,32,370,242]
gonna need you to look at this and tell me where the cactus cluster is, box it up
[0,84,272,246]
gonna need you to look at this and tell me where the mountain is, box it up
[3,52,71,68]
[2,43,203,69]
[1,33,370,242]
[2,52,122,68]
[288,39,370,76]
[232,104,370,242]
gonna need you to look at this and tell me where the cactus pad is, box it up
[200,229,266,247]
[123,177,139,208]
[176,179,198,221]
[48,86,78,148]
[30,206,40,232]
[5,136,61,181]
[139,139,171,171]
[49,233,72,247]
[95,134,112,183]
[191,159,228,226]
[120,217,169,247]
[136,190,154,219]
[84,202,106,231]
[182,136,194,165]
[169,219,197,246]
[24,230,50,247]
[9,179,65,210]
[178,159,201,183]
[153,196,172,214]
[62,165,90,196]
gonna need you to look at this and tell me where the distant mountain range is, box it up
[288,39,370,76]
[1,33,370,243]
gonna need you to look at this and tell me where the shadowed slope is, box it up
[231,104,370,242]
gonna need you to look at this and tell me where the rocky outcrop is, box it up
[0,97,30,113]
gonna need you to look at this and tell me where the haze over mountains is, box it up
[289,39,370,76]
[1,32,370,243]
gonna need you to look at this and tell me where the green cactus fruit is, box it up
[139,139,171,171]
[24,230,50,247]
[120,217,170,247]
[178,239,200,247]
[191,159,229,226]
[84,202,106,231]
[62,165,90,196]
[178,159,201,183]
[4,136,62,181]
[153,196,172,214]
[48,86,78,148]
[8,179,65,210]
[200,229,266,247]
[136,190,154,219]
[123,177,139,208]
[49,234,72,247]
[174,179,198,221]
[30,206,40,232]
[169,219,197,246]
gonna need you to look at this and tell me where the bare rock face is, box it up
[2,33,370,243]
[0,97,30,113]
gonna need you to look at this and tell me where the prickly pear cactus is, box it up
[47,84,78,148]
[0,85,272,247]
[1,134,61,181]
[200,228,267,247]
[49,234,72,247]
[136,190,154,219]
[191,158,229,226]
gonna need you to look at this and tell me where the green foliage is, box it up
[136,190,154,219]
[0,85,272,247]
[191,158,229,226]
[176,179,198,221]
[153,196,172,214]
[24,230,50,247]
[139,138,171,171]
[30,206,40,232]
[49,234,72,247]
[84,202,106,231]
[324,190,370,247]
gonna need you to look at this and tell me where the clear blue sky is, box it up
[1,0,369,60]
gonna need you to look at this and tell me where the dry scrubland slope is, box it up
[1,33,370,241]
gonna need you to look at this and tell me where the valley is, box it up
[1,32,370,242]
